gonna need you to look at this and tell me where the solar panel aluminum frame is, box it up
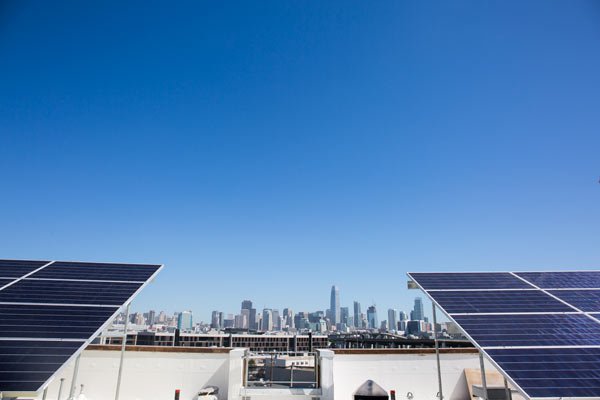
[0,261,164,398]
[406,271,538,400]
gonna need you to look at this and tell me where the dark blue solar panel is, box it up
[409,272,532,290]
[516,271,600,289]
[0,304,118,339]
[0,340,81,392]
[428,290,574,314]
[454,314,600,347]
[0,279,143,305]
[486,348,600,398]
[548,290,600,312]
[30,261,161,282]
[0,259,48,278]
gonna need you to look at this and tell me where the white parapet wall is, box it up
[331,349,502,400]
[35,346,233,400]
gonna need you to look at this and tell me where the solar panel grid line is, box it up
[24,277,146,284]
[449,311,582,316]
[0,302,123,308]
[0,261,54,292]
[0,337,86,342]
[405,272,533,400]
[427,288,540,292]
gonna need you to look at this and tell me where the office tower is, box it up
[272,309,281,330]
[240,309,250,329]
[177,311,193,330]
[263,309,273,331]
[147,310,156,325]
[353,301,361,328]
[330,285,340,325]
[157,311,166,323]
[413,297,424,321]
[340,307,349,325]
[283,308,294,329]
[388,309,398,332]
[367,305,378,329]
[241,300,253,310]
[241,300,257,330]
[211,311,221,329]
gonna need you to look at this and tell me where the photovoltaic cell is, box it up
[0,259,48,279]
[486,348,600,398]
[547,290,600,312]
[516,271,600,289]
[428,289,574,314]
[30,261,161,282]
[453,314,600,347]
[0,340,82,392]
[409,272,533,290]
[0,279,143,305]
[0,304,119,339]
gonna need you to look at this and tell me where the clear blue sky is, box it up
[1,1,599,322]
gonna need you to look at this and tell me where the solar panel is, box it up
[516,271,600,289]
[30,261,161,282]
[548,289,600,312]
[453,314,600,347]
[0,259,50,279]
[427,289,573,314]
[409,272,532,290]
[486,348,600,398]
[407,271,600,400]
[0,279,144,305]
[0,259,163,396]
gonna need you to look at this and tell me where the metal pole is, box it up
[432,304,443,400]
[504,377,511,400]
[115,303,131,400]
[290,363,294,388]
[57,378,65,400]
[42,387,48,400]
[479,352,488,400]
[68,354,81,399]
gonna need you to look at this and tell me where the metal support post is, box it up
[432,304,443,400]
[115,303,131,400]
[42,387,48,400]
[68,354,81,400]
[57,377,65,400]
[504,378,511,400]
[479,352,489,400]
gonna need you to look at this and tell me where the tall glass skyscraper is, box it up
[412,297,424,321]
[353,301,361,328]
[330,285,340,325]
[177,310,193,330]
[387,309,398,331]
[367,305,378,329]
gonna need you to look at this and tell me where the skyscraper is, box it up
[210,311,220,329]
[241,300,256,330]
[177,310,193,331]
[387,309,398,332]
[340,307,349,325]
[330,285,340,325]
[262,308,273,331]
[413,297,424,321]
[353,301,361,328]
[367,305,378,329]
